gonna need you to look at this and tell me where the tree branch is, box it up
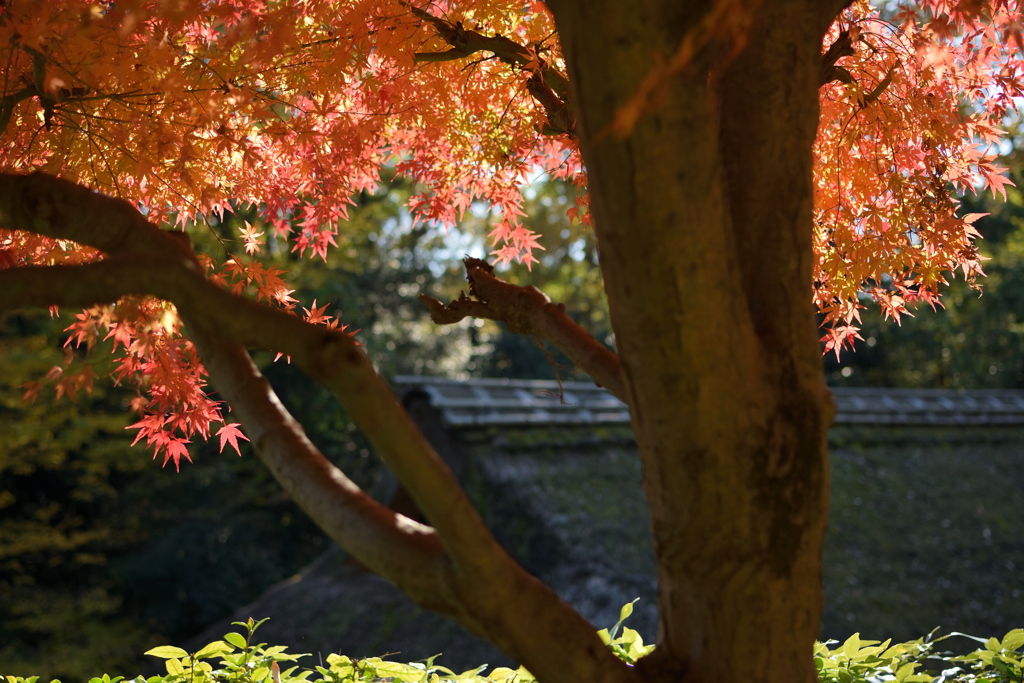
[408,5,576,137]
[0,170,482,612]
[0,172,635,683]
[421,257,628,403]
[0,253,462,615]
[819,27,855,86]
[0,182,497,593]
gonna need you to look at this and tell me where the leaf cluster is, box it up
[826,165,1024,387]
[813,1,1021,353]
[595,600,655,665]
[815,629,1024,683]
[3,608,1021,683]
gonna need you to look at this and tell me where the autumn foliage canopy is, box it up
[0,0,1020,468]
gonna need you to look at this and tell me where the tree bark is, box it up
[549,2,836,682]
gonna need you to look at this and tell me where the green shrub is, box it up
[814,628,1023,683]
[3,608,1021,683]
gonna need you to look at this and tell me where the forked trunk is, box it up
[550,2,835,682]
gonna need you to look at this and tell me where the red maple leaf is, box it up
[217,422,250,456]
[164,439,193,472]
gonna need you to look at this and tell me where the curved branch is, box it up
[0,172,635,683]
[408,4,575,137]
[0,228,497,586]
[0,170,481,612]
[819,27,856,86]
[0,253,461,615]
[422,258,628,403]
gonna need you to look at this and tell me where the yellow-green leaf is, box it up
[895,662,916,681]
[146,646,189,659]
[619,600,635,623]
[223,632,248,650]
[843,634,862,660]
[1002,629,1024,652]
[195,641,234,659]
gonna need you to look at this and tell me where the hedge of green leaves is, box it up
[3,605,1021,683]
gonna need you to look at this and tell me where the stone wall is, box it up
[181,381,1024,669]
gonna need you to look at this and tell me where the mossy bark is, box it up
[549,2,838,682]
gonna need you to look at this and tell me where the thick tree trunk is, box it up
[550,2,836,682]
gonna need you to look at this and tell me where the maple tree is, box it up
[0,1,1021,683]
